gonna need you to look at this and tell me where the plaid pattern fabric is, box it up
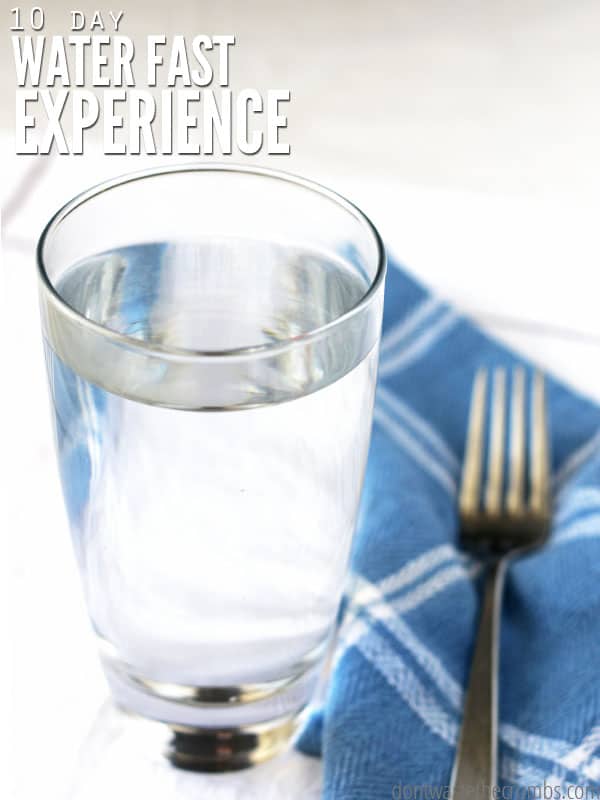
[298,261,600,800]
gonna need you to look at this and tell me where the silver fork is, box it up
[451,367,551,800]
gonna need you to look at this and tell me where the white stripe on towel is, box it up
[379,308,459,377]
[356,628,460,746]
[377,384,460,474]
[553,430,600,492]
[373,405,457,494]
[379,297,442,356]
[369,544,461,601]
[353,575,467,710]
[554,487,600,526]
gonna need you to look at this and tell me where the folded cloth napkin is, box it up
[298,260,600,800]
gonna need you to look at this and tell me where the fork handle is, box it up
[451,559,508,800]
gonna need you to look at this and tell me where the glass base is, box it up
[100,649,319,771]
[164,714,303,771]
[68,701,323,798]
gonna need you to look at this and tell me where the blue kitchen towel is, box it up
[298,259,600,800]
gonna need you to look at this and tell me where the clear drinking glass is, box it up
[37,165,386,769]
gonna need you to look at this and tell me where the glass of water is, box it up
[37,165,386,770]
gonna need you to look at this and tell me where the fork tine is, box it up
[459,369,488,518]
[484,368,506,515]
[529,371,550,515]
[506,367,526,515]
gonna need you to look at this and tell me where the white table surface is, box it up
[3,144,600,800]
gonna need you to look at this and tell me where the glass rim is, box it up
[36,163,386,361]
